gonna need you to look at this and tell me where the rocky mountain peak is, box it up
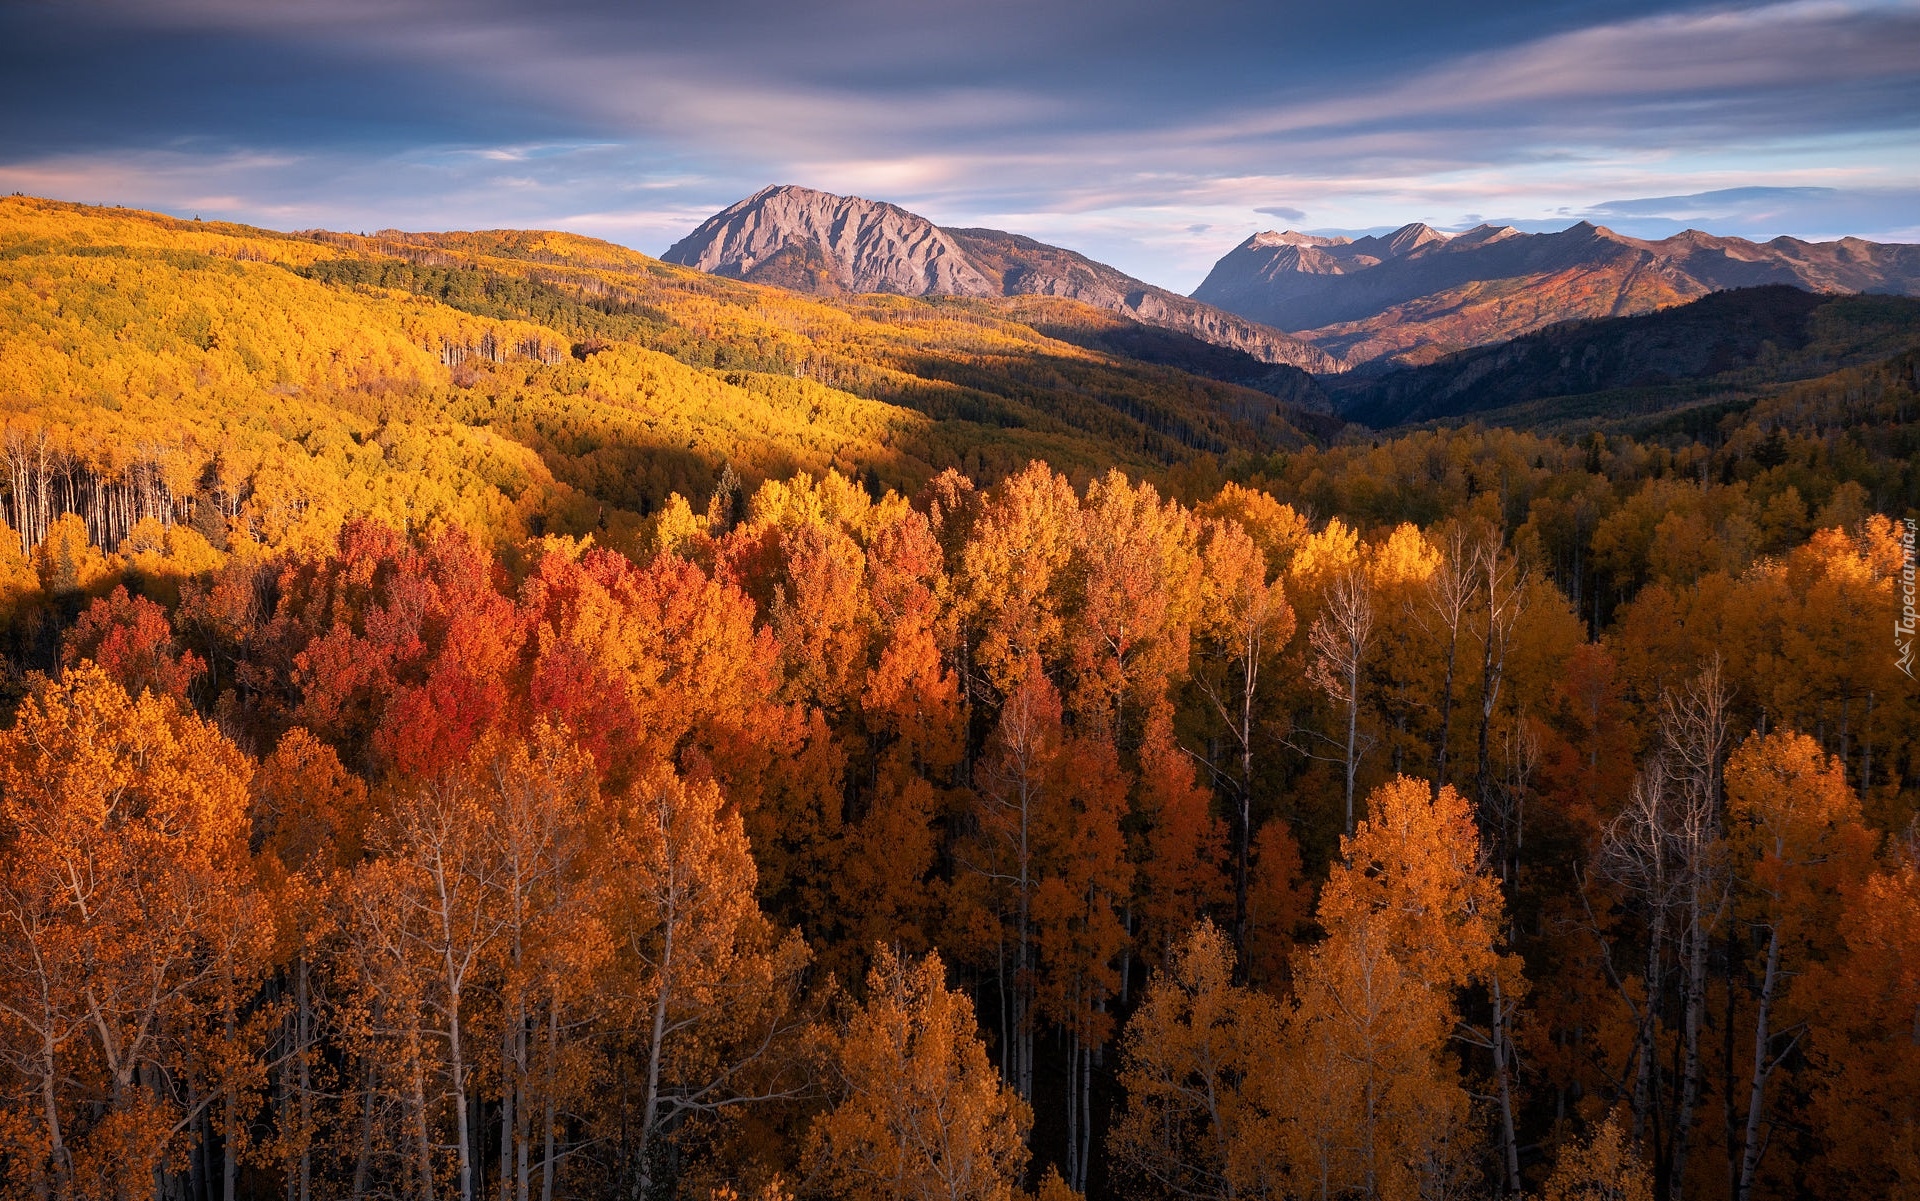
[661,184,993,297]
[1360,222,1451,259]
[1446,224,1522,249]
[667,186,1341,373]
[1247,230,1349,249]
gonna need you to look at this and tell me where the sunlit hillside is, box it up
[0,196,1318,562]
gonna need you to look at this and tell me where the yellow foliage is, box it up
[1197,481,1310,578]
[116,517,225,606]
[648,493,709,559]
[2,195,1285,577]
[31,513,113,596]
[1032,1166,1083,1201]
[1539,1111,1653,1201]
[1369,522,1439,587]
[745,468,876,538]
[1287,516,1363,611]
[0,519,38,622]
[805,946,1032,1201]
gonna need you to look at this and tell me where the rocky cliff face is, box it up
[663,186,994,297]
[664,186,1339,373]
[1194,221,1920,368]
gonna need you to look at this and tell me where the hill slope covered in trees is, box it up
[1331,285,1920,429]
[0,195,1325,565]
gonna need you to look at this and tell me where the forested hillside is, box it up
[0,196,1317,570]
[0,195,1917,1201]
[1331,286,1920,429]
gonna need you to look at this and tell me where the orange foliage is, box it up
[0,428,1912,1201]
[0,667,267,1200]
[806,946,1031,1201]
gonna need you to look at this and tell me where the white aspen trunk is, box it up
[1079,1007,1097,1194]
[42,1026,69,1201]
[1634,909,1665,1144]
[1434,625,1459,798]
[297,955,313,1201]
[450,1003,473,1201]
[636,913,675,1198]
[410,1023,437,1201]
[1343,654,1361,835]
[539,1001,558,1201]
[283,1009,298,1201]
[1476,604,1499,832]
[1491,972,1522,1197]
[351,1055,374,1201]
[1236,633,1256,965]
[1362,1049,1380,1201]
[224,971,239,1201]
[1016,775,1034,1104]
[1670,883,1710,1201]
[1736,926,1783,1201]
[500,1015,515,1201]
[515,1004,530,1201]
[996,937,1011,1083]
[1065,1024,1080,1191]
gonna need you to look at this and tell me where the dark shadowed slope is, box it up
[1330,285,1920,428]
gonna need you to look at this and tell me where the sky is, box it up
[3,0,1918,292]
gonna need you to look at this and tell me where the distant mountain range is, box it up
[1196,221,1920,369]
[662,186,1340,373]
[665,188,1920,381]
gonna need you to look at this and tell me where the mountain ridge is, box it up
[663,185,1341,374]
[1328,284,1920,429]
[1196,219,1920,368]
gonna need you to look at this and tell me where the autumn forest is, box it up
[0,196,1916,1201]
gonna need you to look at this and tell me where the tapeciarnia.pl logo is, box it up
[1899,517,1917,679]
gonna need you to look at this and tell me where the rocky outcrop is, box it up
[665,186,1339,373]
[1193,221,1920,368]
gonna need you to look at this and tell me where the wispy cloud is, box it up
[2,0,1916,289]
[1577,182,1920,241]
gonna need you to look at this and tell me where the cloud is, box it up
[1,0,1916,289]
[1585,186,1838,219]
[1576,184,1920,241]
[0,143,725,249]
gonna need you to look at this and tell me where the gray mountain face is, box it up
[663,186,995,297]
[663,186,1339,373]
[1193,220,1920,366]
